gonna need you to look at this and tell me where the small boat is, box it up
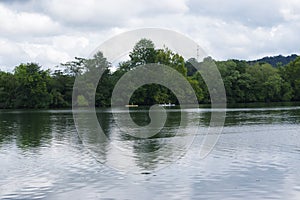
[125,104,138,107]
[158,103,175,107]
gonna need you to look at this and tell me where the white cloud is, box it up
[40,0,188,28]
[0,4,62,37]
[21,43,71,67]
[280,0,300,22]
[187,0,285,27]
[52,35,89,52]
[0,0,300,71]
[0,39,30,71]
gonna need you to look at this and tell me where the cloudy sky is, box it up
[0,0,300,71]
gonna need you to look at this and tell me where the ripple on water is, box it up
[1,108,300,199]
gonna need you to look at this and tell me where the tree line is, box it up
[0,38,299,109]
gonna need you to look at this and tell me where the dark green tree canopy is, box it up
[129,38,156,67]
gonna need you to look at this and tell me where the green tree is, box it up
[281,57,300,100]
[0,71,18,108]
[217,60,241,103]
[14,63,51,108]
[61,57,85,76]
[48,69,74,107]
[129,38,156,68]
[85,51,113,107]
[245,63,290,102]
[155,48,187,77]
[70,51,113,107]
[263,74,285,102]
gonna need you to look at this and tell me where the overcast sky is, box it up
[0,0,300,71]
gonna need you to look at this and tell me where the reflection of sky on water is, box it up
[0,106,300,199]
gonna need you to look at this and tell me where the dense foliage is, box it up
[0,39,299,108]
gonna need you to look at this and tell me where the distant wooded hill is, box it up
[247,54,298,67]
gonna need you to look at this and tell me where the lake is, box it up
[1,103,300,199]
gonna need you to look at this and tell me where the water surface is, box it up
[0,104,300,199]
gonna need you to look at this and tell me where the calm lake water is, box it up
[1,103,300,199]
